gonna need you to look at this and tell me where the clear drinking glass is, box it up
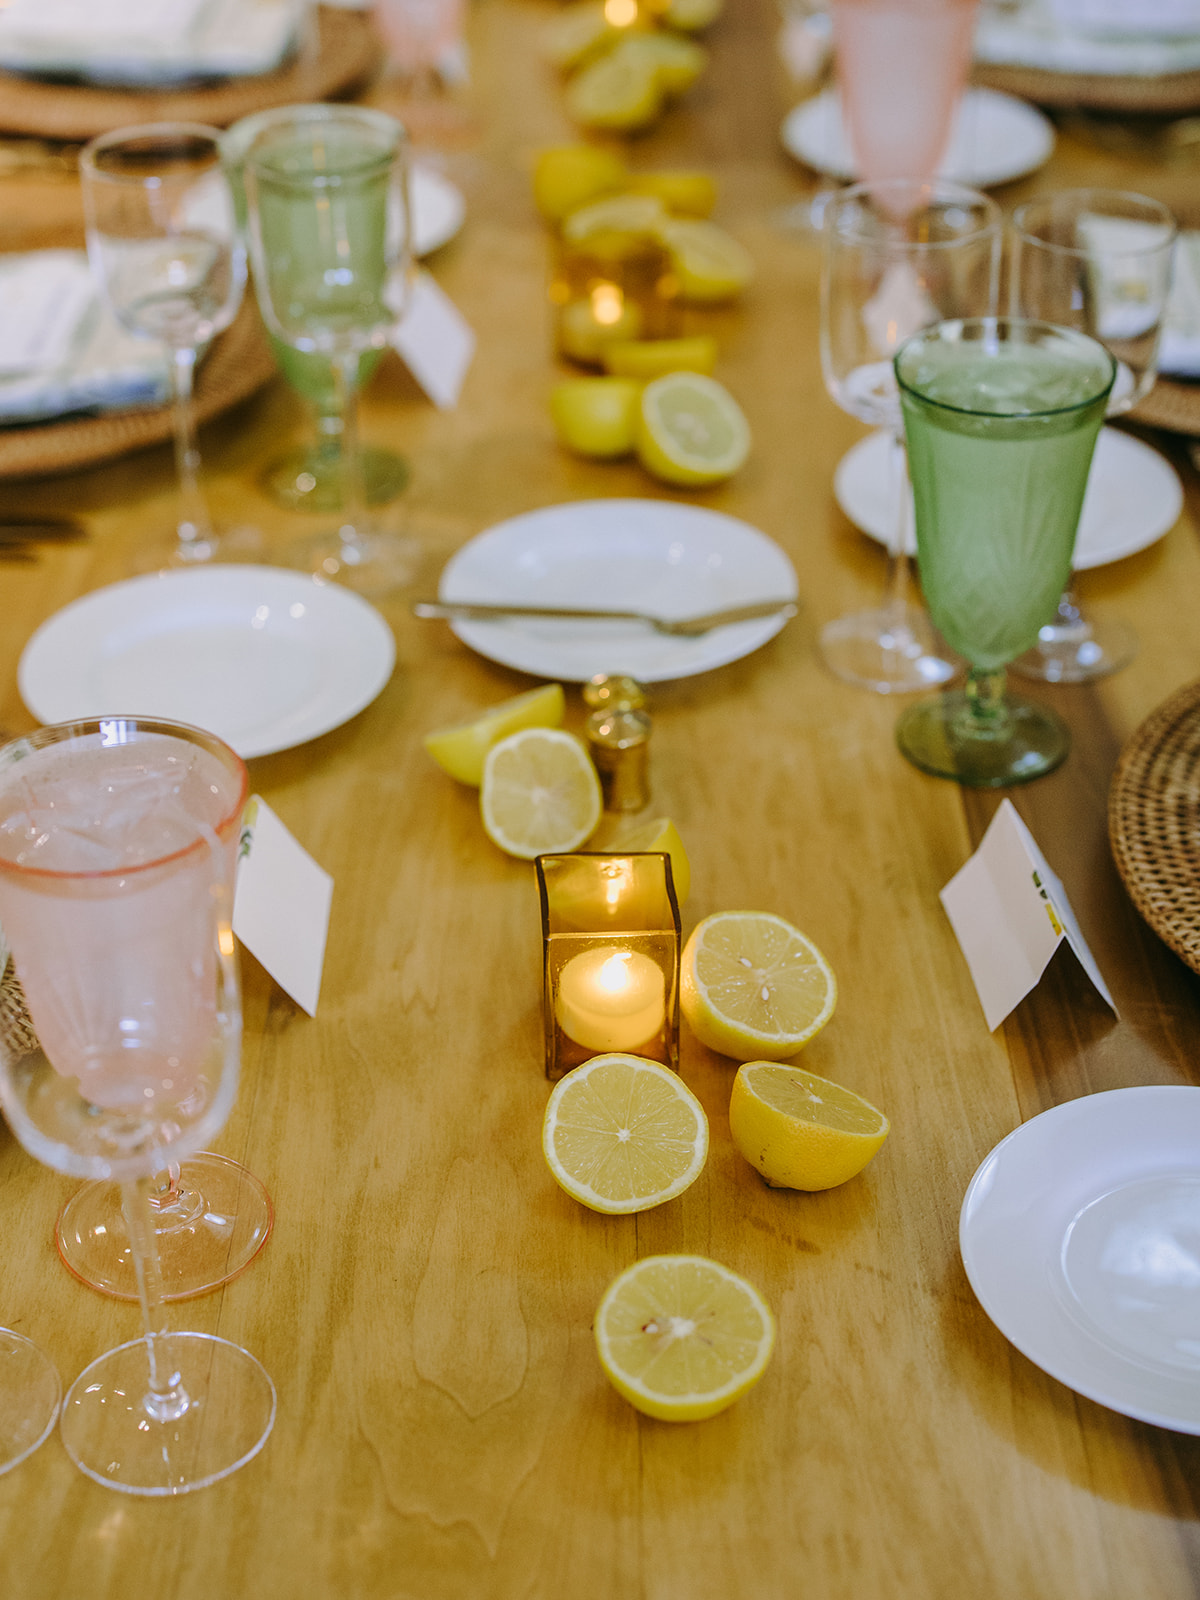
[0,717,275,1493]
[80,124,250,572]
[819,178,1001,692]
[245,106,419,597]
[224,103,409,516]
[894,319,1115,787]
[0,1329,59,1477]
[1008,189,1179,683]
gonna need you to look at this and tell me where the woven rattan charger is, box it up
[974,61,1200,117]
[1110,676,1200,975]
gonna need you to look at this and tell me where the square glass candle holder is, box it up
[536,852,681,1081]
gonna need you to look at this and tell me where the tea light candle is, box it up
[555,945,665,1053]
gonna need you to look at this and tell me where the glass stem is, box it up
[331,351,367,552]
[964,666,1009,729]
[882,429,914,636]
[168,344,214,557]
[121,1178,190,1424]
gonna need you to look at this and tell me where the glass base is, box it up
[1010,614,1138,684]
[56,1154,274,1303]
[60,1333,275,1495]
[896,689,1070,787]
[287,525,422,598]
[0,1330,60,1476]
[129,523,265,575]
[261,443,410,514]
[820,605,958,694]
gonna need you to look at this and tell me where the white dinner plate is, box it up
[18,566,395,760]
[960,1086,1200,1434]
[780,86,1055,189]
[437,499,799,683]
[411,165,466,259]
[834,426,1182,571]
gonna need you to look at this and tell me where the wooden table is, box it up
[2,3,1200,1595]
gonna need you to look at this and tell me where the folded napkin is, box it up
[0,253,169,426]
[0,0,305,85]
[975,0,1200,76]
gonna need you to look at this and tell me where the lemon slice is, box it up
[637,372,750,488]
[681,911,836,1059]
[565,48,664,131]
[656,218,753,303]
[594,1255,775,1420]
[592,814,691,904]
[729,1062,889,1191]
[551,377,640,458]
[626,169,717,217]
[424,684,566,786]
[543,1053,708,1214]
[601,335,718,380]
[562,192,667,243]
[533,145,628,224]
[481,728,602,859]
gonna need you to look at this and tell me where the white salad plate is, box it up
[437,499,799,683]
[780,86,1055,189]
[834,426,1182,571]
[411,166,466,259]
[19,566,395,760]
[960,1086,1200,1435]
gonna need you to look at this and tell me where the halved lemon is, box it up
[562,192,667,243]
[543,1053,708,1214]
[637,371,750,488]
[662,0,724,30]
[424,684,566,786]
[594,1254,775,1420]
[612,31,707,96]
[681,910,836,1059]
[550,376,641,458]
[601,334,718,380]
[543,2,622,70]
[592,814,691,904]
[565,48,664,132]
[481,728,602,859]
[626,170,717,217]
[533,145,628,224]
[729,1062,889,1191]
[656,217,753,303]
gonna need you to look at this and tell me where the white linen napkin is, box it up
[975,0,1200,76]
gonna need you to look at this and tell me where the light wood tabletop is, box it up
[1,3,1200,1596]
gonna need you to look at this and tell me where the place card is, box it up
[390,269,475,410]
[940,799,1116,1032]
[233,797,332,1017]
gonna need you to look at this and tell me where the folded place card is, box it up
[940,799,1116,1032]
[390,269,475,410]
[233,797,332,1018]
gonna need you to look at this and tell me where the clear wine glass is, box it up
[1008,189,1179,683]
[244,106,419,598]
[373,0,473,147]
[819,178,1001,692]
[0,1329,59,1477]
[894,318,1115,787]
[80,123,253,573]
[224,103,410,517]
[0,716,275,1494]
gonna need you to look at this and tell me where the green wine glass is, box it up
[894,318,1115,787]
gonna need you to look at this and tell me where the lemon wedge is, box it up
[551,376,640,457]
[543,1053,708,1214]
[626,169,717,217]
[481,728,602,859]
[424,684,566,786]
[656,217,753,303]
[594,1255,775,1421]
[680,910,836,1059]
[601,335,718,380]
[637,371,750,488]
[729,1062,889,1190]
[534,145,628,225]
[565,47,664,131]
[592,814,691,904]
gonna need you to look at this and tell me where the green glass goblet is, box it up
[894,318,1115,787]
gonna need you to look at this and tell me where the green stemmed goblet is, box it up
[894,318,1115,787]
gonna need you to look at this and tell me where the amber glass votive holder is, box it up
[536,852,681,1081]
[550,227,679,367]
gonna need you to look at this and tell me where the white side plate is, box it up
[960,1086,1200,1434]
[411,166,466,260]
[19,566,395,759]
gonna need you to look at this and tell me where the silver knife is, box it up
[412,598,798,638]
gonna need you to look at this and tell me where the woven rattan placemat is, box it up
[0,300,276,480]
[1110,676,1200,974]
[1132,379,1200,438]
[974,61,1200,116]
[0,6,376,141]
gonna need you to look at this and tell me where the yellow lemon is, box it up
[543,1053,708,1214]
[565,47,664,131]
[550,376,641,458]
[558,296,647,364]
[594,1255,775,1421]
[656,217,753,303]
[480,728,602,859]
[533,145,629,225]
[561,192,667,243]
[729,1062,889,1190]
[680,910,836,1059]
[424,683,566,786]
[626,169,717,217]
[662,0,724,29]
[543,2,622,70]
[636,371,750,488]
[592,813,691,904]
[612,31,707,95]
[601,334,718,379]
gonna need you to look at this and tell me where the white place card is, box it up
[233,797,332,1018]
[390,269,475,410]
[940,799,1116,1032]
